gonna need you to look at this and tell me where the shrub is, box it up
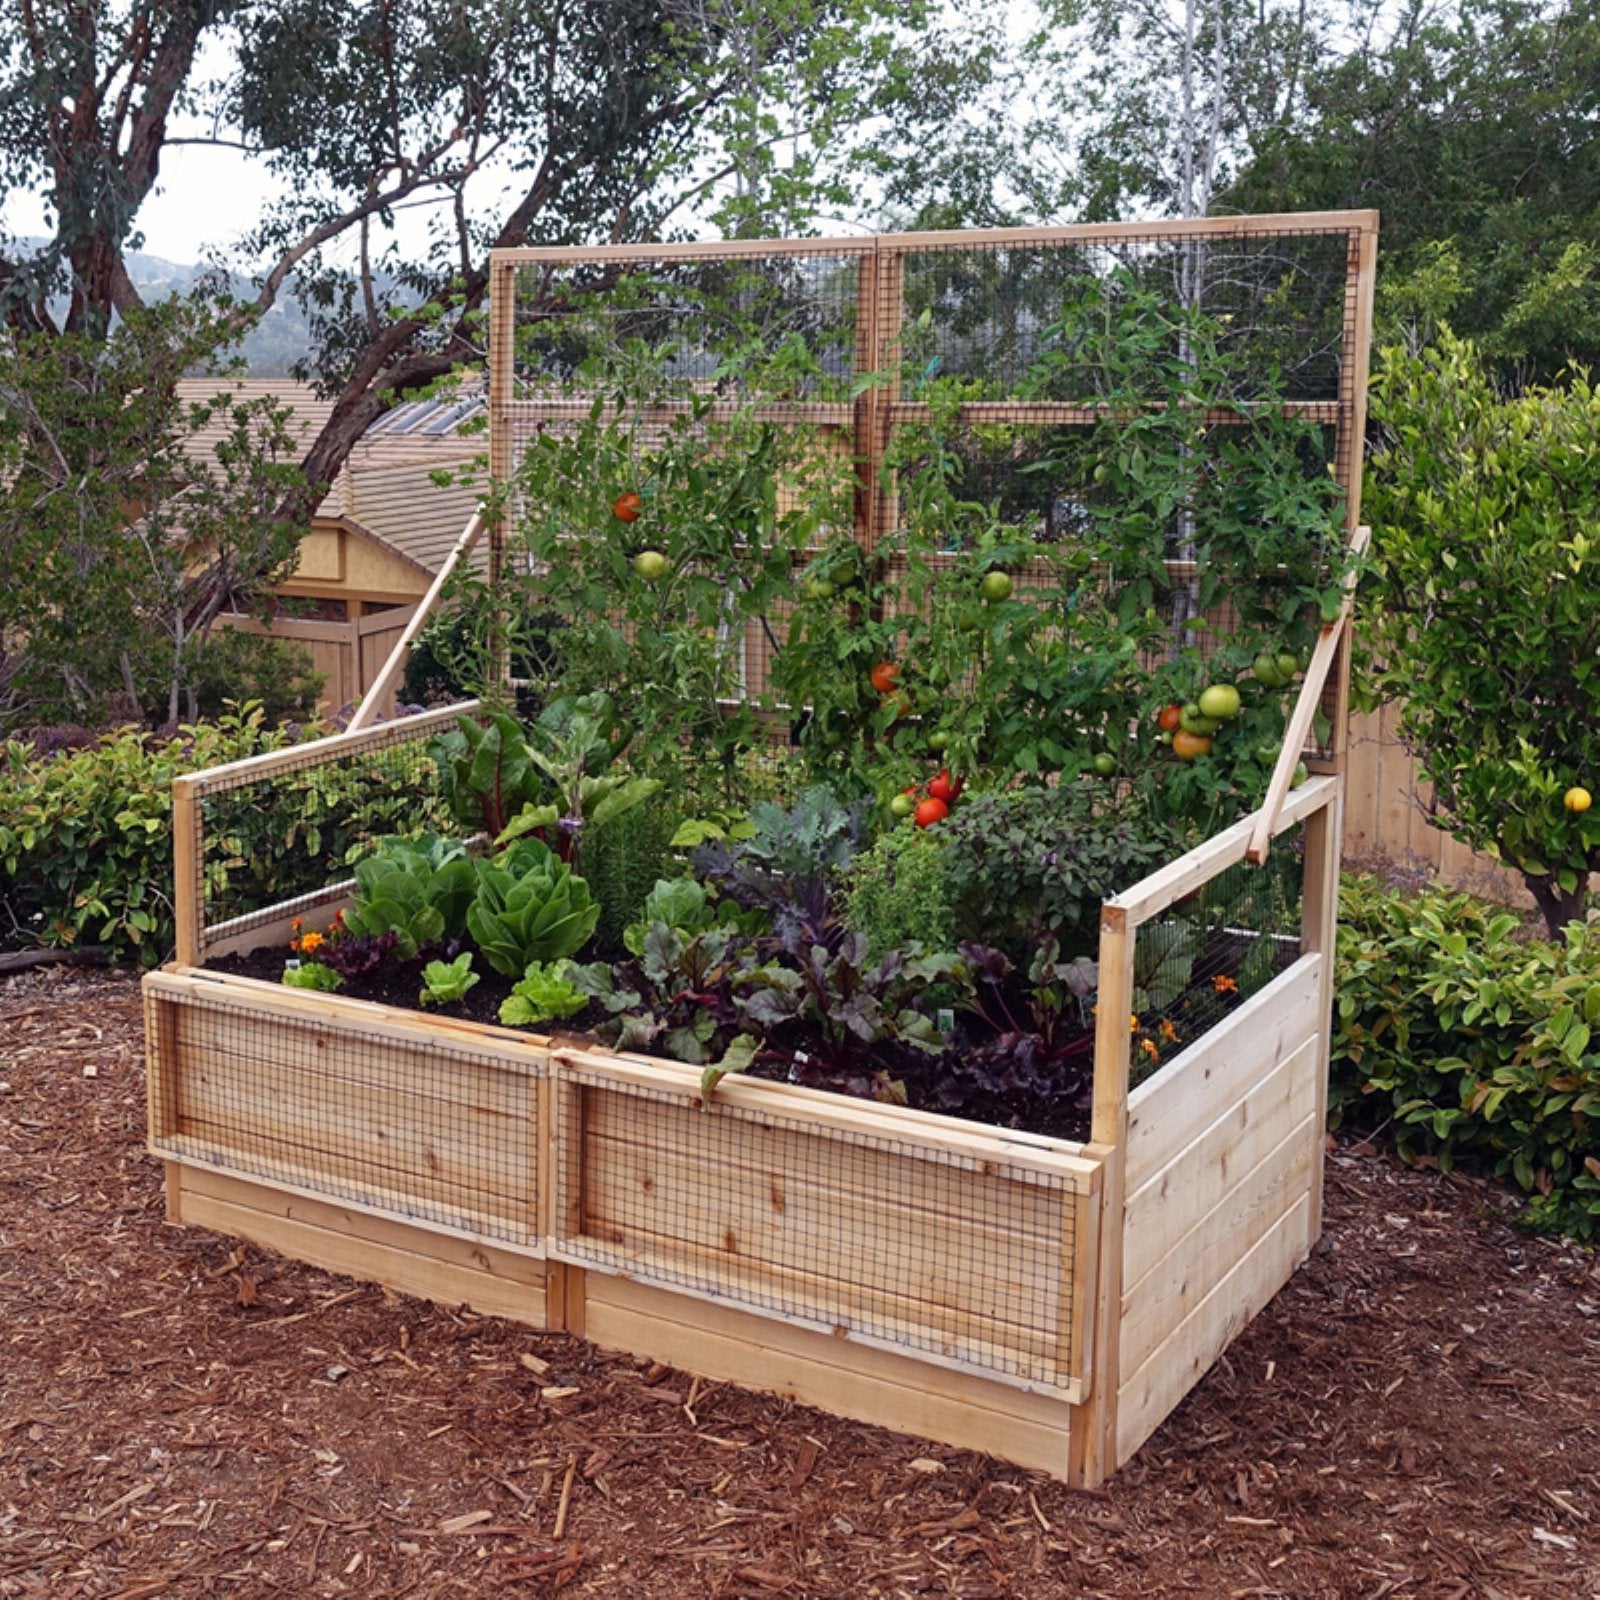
[938,785,1181,959]
[0,706,307,965]
[1333,875,1600,1240]
[844,827,956,957]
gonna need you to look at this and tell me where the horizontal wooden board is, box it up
[1115,1196,1312,1467]
[1123,1034,1321,1286]
[581,1272,1078,1476]
[1119,1114,1317,1374]
[1125,955,1324,1189]
[174,1165,550,1326]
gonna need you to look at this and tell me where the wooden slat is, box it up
[580,1272,1077,1475]
[884,400,1342,427]
[1125,955,1324,1188]
[1119,1114,1316,1374]
[174,1166,549,1326]
[1115,1196,1312,1467]
[1300,787,1342,1240]
[492,236,876,265]
[1123,1033,1321,1286]
[875,211,1378,250]
[501,398,854,426]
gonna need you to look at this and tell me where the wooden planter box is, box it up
[145,768,1339,1485]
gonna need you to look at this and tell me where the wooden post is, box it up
[172,775,202,968]
[1069,902,1134,1486]
[1300,781,1343,1241]
[852,246,884,557]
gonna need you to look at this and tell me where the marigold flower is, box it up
[1139,1038,1161,1061]
[1129,1014,1140,1034]
[1159,1019,1181,1044]
[296,931,325,954]
[1213,974,1239,994]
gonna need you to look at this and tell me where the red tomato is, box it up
[927,770,962,804]
[870,661,900,696]
[1157,703,1183,733]
[613,490,643,522]
[913,796,949,828]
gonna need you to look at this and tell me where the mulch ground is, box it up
[3,967,1598,1600]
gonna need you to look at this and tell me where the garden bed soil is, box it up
[5,963,1600,1599]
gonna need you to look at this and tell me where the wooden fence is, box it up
[216,608,416,720]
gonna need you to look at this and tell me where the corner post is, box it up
[1300,780,1343,1241]
[172,775,202,969]
[1069,900,1135,1486]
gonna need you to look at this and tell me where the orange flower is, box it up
[1212,974,1239,994]
[1159,1019,1181,1044]
[1139,1038,1161,1062]
[1129,1014,1140,1034]
[296,930,325,954]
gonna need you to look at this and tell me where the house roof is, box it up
[176,378,485,573]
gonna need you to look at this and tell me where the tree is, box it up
[1361,333,1600,935]
[1222,0,1600,377]
[0,300,307,729]
[1,0,1001,534]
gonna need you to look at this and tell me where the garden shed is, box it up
[145,212,1375,1485]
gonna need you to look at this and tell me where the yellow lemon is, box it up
[1564,786,1592,814]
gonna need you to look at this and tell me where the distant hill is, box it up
[15,241,360,376]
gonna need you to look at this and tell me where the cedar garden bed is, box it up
[145,213,1375,1486]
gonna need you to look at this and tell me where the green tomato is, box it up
[1197,683,1242,721]
[1292,761,1309,787]
[632,549,671,583]
[1159,730,1174,746]
[804,578,837,601]
[1092,753,1116,777]
[1255,742,1280,764]
[927,729,951,753]
[889,792,917,819]
[980,570,1014,603]
[1253,652,1287,689]
[1180,707,1222,736]
[1275,651,1302,681]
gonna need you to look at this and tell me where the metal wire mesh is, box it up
[148,984,542,1249]
[190,704,471,958]
[551,1062,1083,1392]
[1129,824,1307,1090]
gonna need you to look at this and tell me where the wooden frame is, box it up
[148,214,1372,1485]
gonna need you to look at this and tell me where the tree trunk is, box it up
[1525,873,1589,940]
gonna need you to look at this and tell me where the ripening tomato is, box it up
[613,490,643,522]
[870,661,900,696]
[927,769,962,804]
[1157,703,1183,733]
[913,796,949,828]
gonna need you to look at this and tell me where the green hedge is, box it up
[1333,875,1600,1239]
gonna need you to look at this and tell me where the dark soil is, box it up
[5,965,1600,1598]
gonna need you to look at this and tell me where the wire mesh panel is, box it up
[185,701,475,961]
[1128,821,1306,1090]
[147,978,543,1251]
[549,1053,1096,1397]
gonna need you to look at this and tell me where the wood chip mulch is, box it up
[3,967,1598,1600]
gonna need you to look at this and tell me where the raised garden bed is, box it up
[144,213,1374,1485]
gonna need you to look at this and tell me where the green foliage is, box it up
[0,303,311,730]
[430,711,544,840]
[282,960,343,992]
[498,960,589,1028]
[582,804,682,956]
[343,836,476,961]
[0,705,320,966]
[1362,335,1600,934]
[183,631,325,726]
[844,828,957,957]
[466,838,600,977]
[939,785,1181,957]
[402,597,562,710]
[419,952,480,1008]
[1333,875,1600,1241]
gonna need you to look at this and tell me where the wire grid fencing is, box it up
[550,1058,1089,1394]
[490,219,1372,757]
[1128,822,1308,1092]
[187,702,475,962]
[148,982,543,1249]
